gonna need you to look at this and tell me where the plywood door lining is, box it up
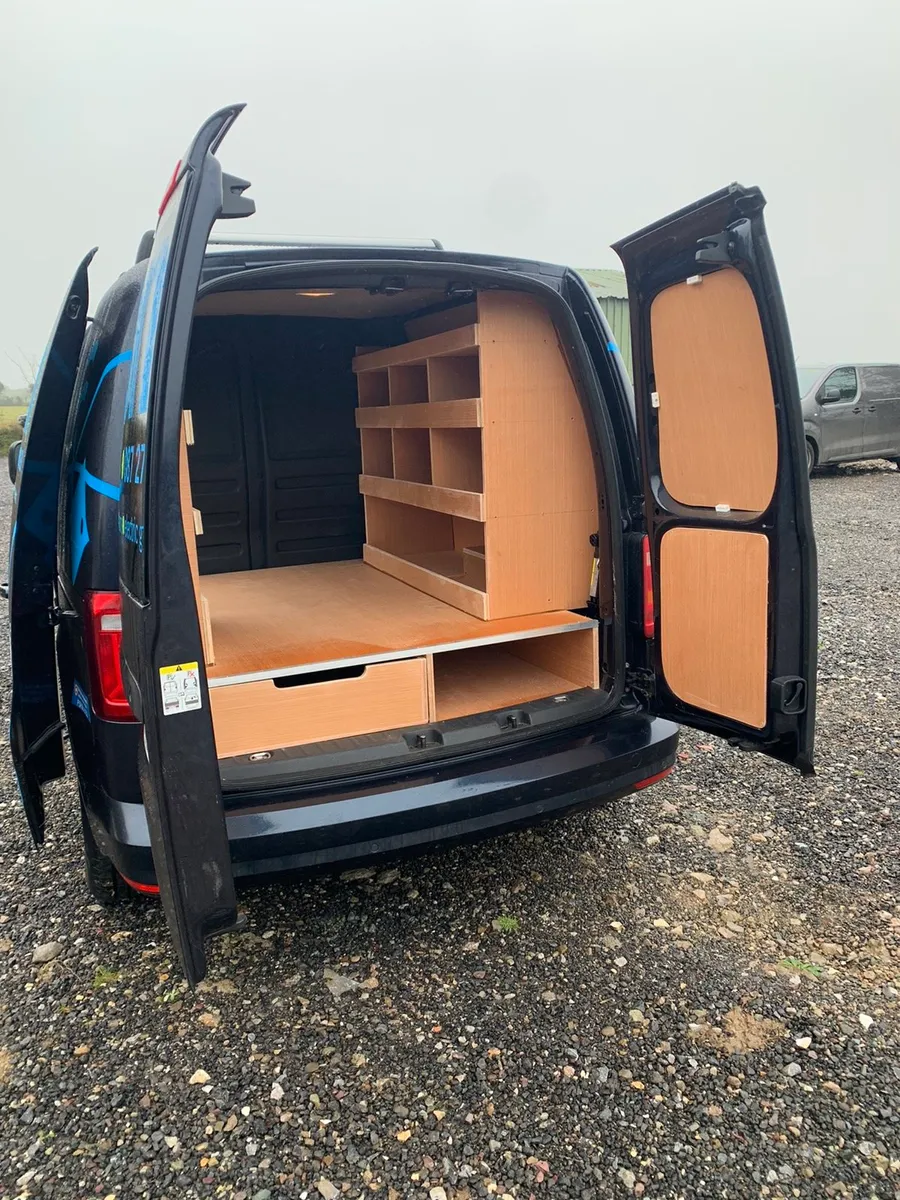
[659,526,769,728]
[650,267,778,513]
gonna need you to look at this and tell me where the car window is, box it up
[860,365,900,400]
[819,366,857,401]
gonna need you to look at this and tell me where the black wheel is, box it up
[79,798,125,905]
[805,440,816,475]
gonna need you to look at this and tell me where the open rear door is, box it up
[8,251,94,842]
[118,105,254,983]
[614,185,816,772]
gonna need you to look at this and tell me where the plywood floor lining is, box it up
[202,560,595,685]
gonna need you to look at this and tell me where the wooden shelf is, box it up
[353,324,478,371]
[356,398,482,429]
[360,427,393,477]
[392,429,431,484]
[360,474,485,522]
[356,291,598,621]
[363,544,488,619]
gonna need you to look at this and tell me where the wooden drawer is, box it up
[210,658,430,759]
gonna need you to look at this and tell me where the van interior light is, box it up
[295,290,336,297]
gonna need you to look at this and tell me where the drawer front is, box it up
[210,657,430,759]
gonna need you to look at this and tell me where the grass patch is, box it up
[492,914,520,933]
[778,956,824,979]
[92,965,121,989]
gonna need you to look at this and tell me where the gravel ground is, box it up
[1,464,898,1200]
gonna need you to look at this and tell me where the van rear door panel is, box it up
[118,105,253,984]
[8,250,94,842]
[614,185,817,771]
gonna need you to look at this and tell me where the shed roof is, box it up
[577,268,628,299]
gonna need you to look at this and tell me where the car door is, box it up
[859,365,900,458]
[815,366,863,462]
[8,250,95,843]
[614,184,817,773]
[118,104,254,984]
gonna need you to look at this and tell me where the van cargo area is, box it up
[179,284,613,771]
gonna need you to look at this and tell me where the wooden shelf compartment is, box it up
[356,397,482,430]
[428,352,480,403]
[392,428,431,484]
[357,368,390,407]
[360,474,484,522]
[210,657,430,759]
[430,427,483,493]
[389,364,428,405]
[360,427,393,478]
[432,626,599,721]
[353,323,478,372]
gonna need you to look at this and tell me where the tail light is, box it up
[642,534,655,638]
[84,592,136,721]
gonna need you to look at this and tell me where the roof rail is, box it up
[205,233,444,251]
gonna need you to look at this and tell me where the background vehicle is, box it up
[7,107,817,983]
[798,362,900,472]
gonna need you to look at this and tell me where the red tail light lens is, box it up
[642,534,655,638]
[84,592,136,721]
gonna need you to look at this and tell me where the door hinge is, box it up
[695,230,734,266]
[626,666,655,698]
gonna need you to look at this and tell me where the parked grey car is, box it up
[799,363,900,473]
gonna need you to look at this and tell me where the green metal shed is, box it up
[577,268,631,378]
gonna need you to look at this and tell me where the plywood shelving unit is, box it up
[354,291,598,621]
[178,289,603,761]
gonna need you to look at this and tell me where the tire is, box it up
[805,440,817,475]
[79,798,125,906]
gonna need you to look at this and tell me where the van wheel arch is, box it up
[805,438,818,475]
[79,796,125,906]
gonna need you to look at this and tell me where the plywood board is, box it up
[202,559,594,684]
[650,267,778,512]
[363,544,488,619]
[430,428,483,493]
[211,658,430,758]
[486,510,597,619]
[356,398,482,429]
[179,410,215,666]
[360,474,485,522]
[405,301,478,341]
[432,646,584,722]
[659,526,769,728]
[353,324,478,372]
[509,626,599,690]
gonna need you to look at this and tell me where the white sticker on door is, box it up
[159,661,202,715]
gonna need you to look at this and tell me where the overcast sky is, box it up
[2,0,899,387]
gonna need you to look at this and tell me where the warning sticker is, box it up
[159,661,202,716]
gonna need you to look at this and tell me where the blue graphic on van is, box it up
[71,680,91,722]
[69,351,133,580]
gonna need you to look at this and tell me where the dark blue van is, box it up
[7,106,817,983]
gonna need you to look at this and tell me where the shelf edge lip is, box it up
[352,324,479,371]
[360,474,485,521]
[207,616,598,689]
[356,397,483,428]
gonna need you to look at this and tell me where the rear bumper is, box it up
[84,709,679,888]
